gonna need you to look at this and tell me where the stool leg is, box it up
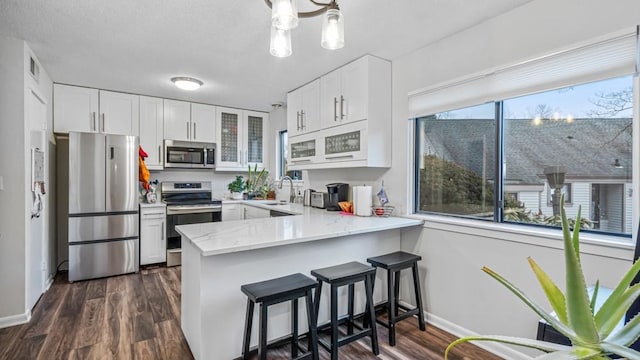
[242,299,254,360]
[305,289,319,360]
[292,299,299,358]
[394,270,401,317]
[412,263,426,331]
[347,283,354,335]
[330,284,339,360]
[311,281,322,354]
[364,271,376,328]
[364,273,380,355]
[259,304,268,360]
[387,270,396,346]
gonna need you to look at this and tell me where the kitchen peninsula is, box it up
[177,202,423,360]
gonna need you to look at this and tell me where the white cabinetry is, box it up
[163,99,192,141]
[288,55,391,170]
[216,108,268,171]
[190,103,216,143]
[139,96,164,170]
[54,84,139,135]
[243,205,270,219]
[222,203,243,221]
[140,204,167,265]
[287,79,320,136]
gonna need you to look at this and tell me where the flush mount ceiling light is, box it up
[265,0,344,58]
[171,77,204,91]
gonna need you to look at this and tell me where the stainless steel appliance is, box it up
[311,192,329,209]
[164,140,216,169]
[161,181,222,266]
[326,183,349,211]
[58,132,139,282]
[303,189,316,206]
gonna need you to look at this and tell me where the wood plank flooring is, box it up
[0,267,502,360]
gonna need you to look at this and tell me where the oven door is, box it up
[166,206,222,249]
[164,141,205,168]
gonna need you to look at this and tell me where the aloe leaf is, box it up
[534,347,601,360]
[589,281,599,315]
[561,200,599,343]
[529,257,568,325]
[605,312,640,346]
[600,341,640,359]
[483,267,578,341]
[595,258,640,332]
[444,335,571,360]
[596,283,640,339]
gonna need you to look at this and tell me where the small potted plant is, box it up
[227,176,245,200]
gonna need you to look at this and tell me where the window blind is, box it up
[408,27,639,118]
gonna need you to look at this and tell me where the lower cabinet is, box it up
[243,205,270,219]
[222,203,243,221]
[140,205,167,265]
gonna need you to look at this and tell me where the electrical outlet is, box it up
[0,175,3,190]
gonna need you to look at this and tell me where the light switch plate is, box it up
[0,175,4,190]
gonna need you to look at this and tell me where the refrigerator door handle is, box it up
[110,146,115,159]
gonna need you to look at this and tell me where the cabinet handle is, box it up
[193,122,197,140]
[333,97,338,122]
[296,111,301,131]
[238,150,241,164]
[92,112,96,131]
[300,110,305,130]
[340,95,345,120]
[162,221,165,242]
[326,154,354,160]
[158,145,161,163]
[245,150,248,165]
[186,122,189,139]
[102,113,106,132]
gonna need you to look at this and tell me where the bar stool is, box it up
[241,273,319,360]
[310,261,379,360]
[367,251,426,346]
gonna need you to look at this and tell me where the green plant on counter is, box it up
[227,175,245,193]
[246,164,268,194]
[445,195,640,360]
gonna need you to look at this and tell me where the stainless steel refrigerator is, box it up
[58,132,139,282]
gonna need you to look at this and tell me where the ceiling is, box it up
[0,0,532,112]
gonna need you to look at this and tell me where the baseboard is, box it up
[425,311,532,360]
[0,310,31,329]
[44,274,54,291]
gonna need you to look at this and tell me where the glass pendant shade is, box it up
[270,26,292,58]
[272,0,298,30]
[321,9,344,50]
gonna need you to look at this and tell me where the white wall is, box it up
[389,0,640,358]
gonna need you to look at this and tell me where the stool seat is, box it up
[367,251,422,270]
[311,261,376,283]
[242,273,318,303]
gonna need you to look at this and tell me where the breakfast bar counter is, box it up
[177,202,423,360]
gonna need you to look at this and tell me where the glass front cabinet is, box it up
[216,107,267,171]
[322,122,367,163]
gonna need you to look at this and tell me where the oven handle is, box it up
[166,206,222,215]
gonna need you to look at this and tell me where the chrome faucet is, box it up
[278,176,294,203]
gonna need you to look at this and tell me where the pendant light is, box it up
[321,8,344,50]
[270,26,292,58]
[271,0,298,30]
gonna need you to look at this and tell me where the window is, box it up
[415,76,634,236]
[278,130,302,180]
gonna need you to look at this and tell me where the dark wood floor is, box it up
[0,267,501,360]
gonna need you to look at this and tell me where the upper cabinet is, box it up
[286,79,321,136]
[164,101,216,143]
[139,96,164,170]
[190,103,216,143]
[216,107,267,171]
[287,55,391,170]
[54,84,139,135]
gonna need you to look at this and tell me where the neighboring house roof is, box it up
[422,118,631,185]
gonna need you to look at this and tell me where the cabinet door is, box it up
[99,90,139,135]
[140,215,166,265]
[191,103,216,142]
[164,99,191,141]
[139,96,164,169]
[320,70,342,128]
[341,59,368,124]
[216,107,243,169]
[243,205,270,219]
[222,203,243,221]
[300,79,321,133]
[286,89,303,136]
[53,84,99,133]
[323,121,368,163]
[245,111,267,169]
[288,132,318,168]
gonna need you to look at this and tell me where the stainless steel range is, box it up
[161,181,222,266]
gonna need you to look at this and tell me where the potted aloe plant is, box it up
[227,175,245,200]
[445,196,640,359]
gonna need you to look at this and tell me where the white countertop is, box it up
[139,202,166,208]
[176,201,423,256]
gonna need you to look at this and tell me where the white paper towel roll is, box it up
[353,185,373,216]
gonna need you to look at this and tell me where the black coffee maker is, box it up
[325,183,349,211]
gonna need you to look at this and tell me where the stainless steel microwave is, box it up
[164,140,216,169]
